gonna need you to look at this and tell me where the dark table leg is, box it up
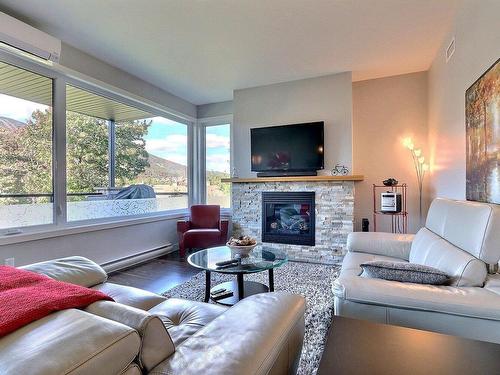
[237,273,244,300]
[204,270,211,302]
[269,268,274,292]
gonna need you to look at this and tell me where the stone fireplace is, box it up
[230,178,356,264]
[262,192,315,246]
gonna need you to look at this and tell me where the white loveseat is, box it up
[333,198,500,343]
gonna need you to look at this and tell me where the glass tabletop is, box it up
[187,245,288,274]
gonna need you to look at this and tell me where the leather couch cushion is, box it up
[347,232,414,261]
[121,363,142,375]
[183,229,223,246]
[86,301,174,371]
[333,275,500,321]
[190,205,220,229]
[21,256,107,287]
[150,293,305,375]
[410,228,487,287]
[425,198,500,264]
[149,298,227,347]
[0,309,140,375]
[92,282,166,310]
[341,251,406,278]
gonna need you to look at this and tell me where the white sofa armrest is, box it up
[347,232,415,261]
[86,301,174,371]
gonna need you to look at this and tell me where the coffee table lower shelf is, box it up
[204,268,275,306]
[210,280,269,306]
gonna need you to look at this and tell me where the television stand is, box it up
[256,171,318,177]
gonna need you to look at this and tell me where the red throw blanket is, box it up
[0,265,113,337]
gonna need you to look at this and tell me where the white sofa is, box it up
[0,256,305,375]
[333,198,500,343]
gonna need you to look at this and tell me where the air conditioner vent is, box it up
[0,12,61,63]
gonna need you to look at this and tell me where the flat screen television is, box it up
[251,121,324,176]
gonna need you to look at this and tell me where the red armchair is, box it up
[177,205,229,258]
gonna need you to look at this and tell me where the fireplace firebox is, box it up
[262,192,315,246]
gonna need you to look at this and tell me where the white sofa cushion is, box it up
[0,309,140,375]
[410,228,487,287]
[21,256,107,287]
[333,275,500,321]
[347,232,414,261]
[425,198,500,264]
[92,282,166,310]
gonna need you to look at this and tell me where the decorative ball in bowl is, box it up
[226,236,257,255]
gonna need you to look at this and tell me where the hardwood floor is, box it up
[107,251,199,295]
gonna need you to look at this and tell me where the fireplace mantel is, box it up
[222,175,364,183]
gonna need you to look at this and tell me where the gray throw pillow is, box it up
[360,261,449,285]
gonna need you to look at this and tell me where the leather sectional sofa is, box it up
[333,198,500,343]
[0,256,305,375]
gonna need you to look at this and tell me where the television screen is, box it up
[251,122,324,172]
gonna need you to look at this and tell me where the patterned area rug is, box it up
[162,261,341,375]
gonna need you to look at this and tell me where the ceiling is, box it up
[0,0,458,105]
[0,61,155,121]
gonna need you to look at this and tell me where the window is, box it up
[0,53,198,236]
[205,123,230,207]
[0,61,53,229]
[66,85,189,222]
[115,117,188,211]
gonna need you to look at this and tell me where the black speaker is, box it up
[362,218,369,232]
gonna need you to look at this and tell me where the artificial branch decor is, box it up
[403,137,428,223]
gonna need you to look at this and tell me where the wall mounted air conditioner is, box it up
[0,12,61,63]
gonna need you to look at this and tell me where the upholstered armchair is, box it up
[177,205,229,258]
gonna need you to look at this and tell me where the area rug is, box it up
[162,261,341,375]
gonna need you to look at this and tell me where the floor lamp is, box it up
[403,137,428,225]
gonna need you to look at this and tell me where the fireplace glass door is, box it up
[262,192,315,246]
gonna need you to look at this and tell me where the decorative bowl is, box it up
[226,243,257,256]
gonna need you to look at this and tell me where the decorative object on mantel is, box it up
[383,178,398,187]
[331,164,349,176]
[403,137,428,224]
[466,58,500,204]
[231,167,239,178]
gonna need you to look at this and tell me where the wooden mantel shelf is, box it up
[221,175,364,183]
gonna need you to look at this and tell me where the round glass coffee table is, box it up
[187,245,288,306]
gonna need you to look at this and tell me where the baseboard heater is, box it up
[101,244,174,273]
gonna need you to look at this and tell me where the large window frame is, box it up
[197,115,233,211]
[0,47,197,242]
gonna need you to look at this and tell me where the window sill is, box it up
[0,209,190,246]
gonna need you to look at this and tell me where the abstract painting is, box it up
[466,58,500,204]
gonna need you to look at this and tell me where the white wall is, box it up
[428,0,500,200]
[353,72,429,233]
[0,217,181,269]
[233,72,353,177]
[197,101,233,118]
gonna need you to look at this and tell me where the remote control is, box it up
[216,263,238,269]
[215,259,239,266]
[211,290,234,300]
[210,287,226,295]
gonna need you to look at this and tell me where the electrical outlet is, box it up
[4,258,15,266]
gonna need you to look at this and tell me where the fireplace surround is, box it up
[230,178,356,264]
[262,192,315,246]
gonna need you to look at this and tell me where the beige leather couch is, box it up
[0,256,305,375]
[333,198,500,343]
